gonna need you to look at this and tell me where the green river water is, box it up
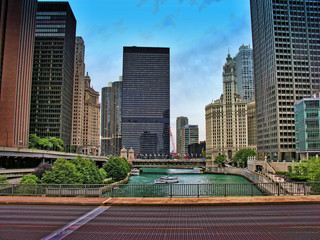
[107,168,265,197]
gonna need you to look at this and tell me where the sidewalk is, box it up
[1,195,320,206]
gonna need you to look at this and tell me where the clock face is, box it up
[226,76,230,80]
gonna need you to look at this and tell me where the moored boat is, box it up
[130,168,140,176]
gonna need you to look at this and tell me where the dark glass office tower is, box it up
[122,47,170,155]
[250,0,320,161]
[30,2,76,147]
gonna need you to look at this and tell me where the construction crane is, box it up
[168,126,177,157]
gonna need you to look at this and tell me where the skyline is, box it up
[43,0,253,143]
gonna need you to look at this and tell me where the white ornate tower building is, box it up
[205,54,248,159]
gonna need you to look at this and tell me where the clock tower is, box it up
[205,53,248,160]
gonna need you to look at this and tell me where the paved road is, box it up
[0,205,319,239]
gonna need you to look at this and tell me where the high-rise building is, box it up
[83,73,100,155]
[176,116,188,154]
[101,84,112,156]
[101,77,123,156]
[0,0,37,148]
[247,101,257,149]
[233,45,254,103]
[250,0,320,161]
[205,54,247,159]
[71,37,85,152]
[181,125,199,155]
[122,46,170,155]
[295,97,320,160]
[30,2,76,147]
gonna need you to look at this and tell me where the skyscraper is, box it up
[30,2,76,147]
[83,73,100,155]
[205,54,247,159]
[250,0,320,161]
[101,77,122,156]
[71,37,86,152]
[181,125,199,155]
[0,0,37,148]
[176,116,188,154]
[233,45,254,103]
[122,46,170,155]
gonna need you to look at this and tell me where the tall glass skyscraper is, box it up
[250,0,320,161]
[233,45,254,103]
[122,47,170,155]
[30,2,76,147]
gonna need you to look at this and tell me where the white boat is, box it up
[130,168,140,176]
[154,176,179,184]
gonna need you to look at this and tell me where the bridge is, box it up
[0,147,108,169]
[131,158,206,169]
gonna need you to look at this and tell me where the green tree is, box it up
[0,175,8,183]
[103,157,131,181]
[232,149,256,168]
[298,157,320,181]
[214,154,227,167]
[42,158,82,184]
[49,137,64,151]
[28,134,41,149]
[70,156,103,184]
[99,168,107,180]
[21,175,40,184]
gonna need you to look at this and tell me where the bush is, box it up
[21,175,40,184]
[0,175,8,183]
[33,162,52,180]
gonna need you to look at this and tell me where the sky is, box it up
[43,0,253,146]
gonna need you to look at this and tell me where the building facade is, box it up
[122,46,170,155]
[176,116,188,154]
[233,45,254,103]
[205,54,248,159]
[0,0,37,148]
[71,37,85,153]
[250,0,320,161]
[181,125,199,155]
[29,2,76,147]
[295,97,320,160]
[101,84,112,155]
[188,141,206,158]
[247,101,257,149]
[83,73,100,155]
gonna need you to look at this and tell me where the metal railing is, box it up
[0,182,319,197]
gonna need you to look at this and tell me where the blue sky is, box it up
[43,0,252,144]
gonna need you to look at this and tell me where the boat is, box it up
[130,168,140,176]
[154,176,179,184]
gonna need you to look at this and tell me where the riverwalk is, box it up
[1,195,320,206]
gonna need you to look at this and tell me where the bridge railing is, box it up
[0,182,319,197]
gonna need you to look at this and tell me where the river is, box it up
[128,168,253,185]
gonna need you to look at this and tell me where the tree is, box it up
[99,168,107,180]
[0,176,8,183]
[232,149,256,168]
[70,156,103,184]
[21,175,40,184]
[42,158,83,184]
[28,134,41,149]
[298,157,320,181]
[214,154,227,167]
[103,157,131,181]
[49,137,64,151]
[33,162,52,180]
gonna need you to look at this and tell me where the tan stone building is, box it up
[205,54,248,159]
[83,73,100,155]
[71,37,85,152]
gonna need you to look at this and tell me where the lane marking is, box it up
[102,198,112,204]
[42,206,109,240]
